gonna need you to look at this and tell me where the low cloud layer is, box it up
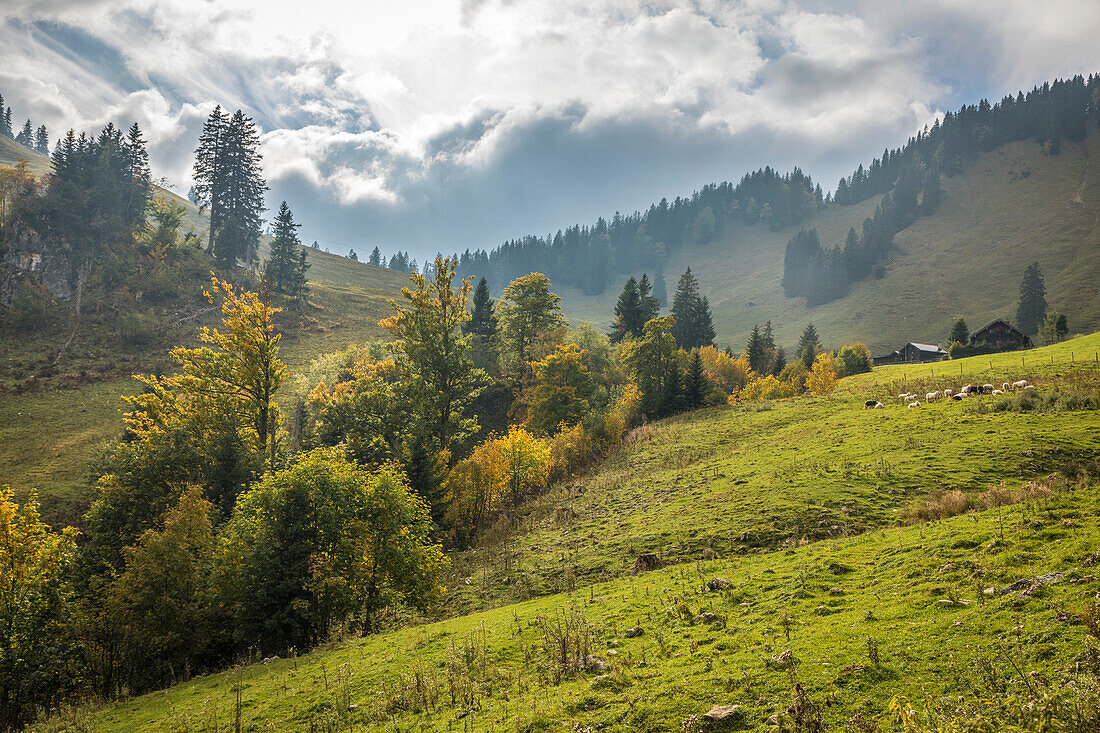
[2,1,1099,256]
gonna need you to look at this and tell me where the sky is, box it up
[2,0,1099,259]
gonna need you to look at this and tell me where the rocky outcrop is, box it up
[1,224,73,304]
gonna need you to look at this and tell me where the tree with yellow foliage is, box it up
[0,489,79,730]
[805,352,838,395]
[528,343,595,434]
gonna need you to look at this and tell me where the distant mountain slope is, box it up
[563,130,1100,355]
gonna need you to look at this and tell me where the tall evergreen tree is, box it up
[651,268,668,307]
[949,318,969,345]
[0,94,9,137]
[15,119,32,146]
[638,273,660,322]
[772,346,787,377]
[670,268,715,349]
[1016,262,1047,334]
[685,349,709,409]
[34,125,49,155]
[192,106,229,255]
[213,110,267,269]
[797,323,822,368]
[267,201,302,293]
[464,277,498,341]
[348,249,358,261]
[369,246,382,267]
[609,276,644,343]
[123,122,151,229]
[745,324,765,374]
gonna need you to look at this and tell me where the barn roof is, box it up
[908,342,947,353]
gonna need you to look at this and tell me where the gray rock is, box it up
[706,577,732,591]
[578,655,609,673]
[624,627,643,638]
[694,612,725,625]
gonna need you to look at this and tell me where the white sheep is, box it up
[1002,382,1010,392]
[926,391,941,401]
[944,388,954,397]
[907,401,921,409]
[1012,380,1028,389]
[1023,384,1036,391]
[873,402,884,409]
[992,389,1003,395]
[982,384,994,393]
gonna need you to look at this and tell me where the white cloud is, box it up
[2,0,1099,254]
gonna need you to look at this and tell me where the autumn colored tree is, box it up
[832,342,873,377]
[528,344,595,433]
[0,489,79,731]
[805,352,838,395]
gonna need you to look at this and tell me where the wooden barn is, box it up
[970,319,1033,349]
[872,342,949,366]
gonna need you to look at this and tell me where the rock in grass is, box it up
[703,704,742,721]
[706,577,732,591]
[578,655,609,673]
[624,627,643,638]
[694,612,725,625]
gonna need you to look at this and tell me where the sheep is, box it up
[907,401,921,409]
[992,389,1004,395]
[944,388,954,397]
[898,393,914,400]
[1023,384,1036,391]
[1012,380,1028,389]
[926,391,941,402]
[874,402,884,409]
[961,384,976,395]
[1002,382,1010,392]
[951,393,965,401]
[982,384,994,393]
[864,399,880,409]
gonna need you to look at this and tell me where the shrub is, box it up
[833,342,873,377]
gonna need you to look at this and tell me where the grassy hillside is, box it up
[44,334,1100,732]
[562,132,1100,356]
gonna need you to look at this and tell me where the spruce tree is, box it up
[639,273,660,322]
[651,267,667,306]
[348,249,358,261]
[797,323,822,368]
[267,201,302,292]
[0,94,8,137]
[670,268,715,349]
[746,324,765,374]
[289,248,310,302]
[15,119,32,146]
[772,346,787,376]
[192,106,229,255]
[369,246,382,267]
[123,122,151,229]
[685,350,709,409]
[213,110,267,269]
[949,318,969,345]
[609,276,644,343]
[465,277,498,341]
[1016,262,1047,334]
[34,125,49,155]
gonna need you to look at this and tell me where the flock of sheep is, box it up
[864,380,1035,410]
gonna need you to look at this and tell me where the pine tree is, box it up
[651,267,668,306]
[15,119,32,146]
[465,277,498,341]
[369,246,382,267]
[0,94,8,137]
[670,268,715,349]
[609,276,644,343]
[772,346,787,376]
[949,318,969,345]
[1016,262,1047,334]
[797,323,822,368]
[267,201,302,292]
[348,249,358,261]
[289,248,310,302]
[34,125,49,155]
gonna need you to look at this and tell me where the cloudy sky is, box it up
[2,1,1099,258]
